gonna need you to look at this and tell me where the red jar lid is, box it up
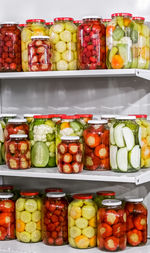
[46,22,53,25]
[102,19,112,22]
[128,114,147,119]
[20,191,39,196]
[73,194,93,199]
[111,13,132,18]
[0,185,14,190]
[74,20,83,24]
[75,114,93,118]
[54,17,74,22]
[61,115,80,119]
[132,17,145,21]
[34,115,48,119]
[45,188,63,193]
[18,24,26,27]
[97,191,116,196]
[26,19,45,23]
[49,114,66,118]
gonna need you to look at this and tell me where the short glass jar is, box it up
[4,119,29,142]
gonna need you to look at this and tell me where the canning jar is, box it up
[77,17,106,70]
[16,191,42,243]
[83,120,110,170]
[21,19,46,71]
[58,136,83,174]
[30,115,56,167]
[97,199,126,251]
[4,119,29,142]
[6,134,31,170]
[94,191,115,208]
[49,17,77,71]
[0,23,21,72]
[110,116,141,172]
[106,13,134,69]
[125,197,147,246]
[132,17,149,69]
[42,192,68,246]
[28,36,52,71]
[68,193,97,249]
[102,19,112,27]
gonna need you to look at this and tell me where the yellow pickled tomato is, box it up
[82,226,95,238]
[75,235,90,249]
[68,60,77,70]
[52,51,61,63]
[55,41,66,53]
[141,158,145,167]
[22,50,28,62]
[68,216,75,227]
[82,205,96,220]
[70,226,81,238]
[67,42,76,51]
[16,198,25,212]
[25,222,36,233]
[31,230,41,242]
[32,210,41,222]
[60,30,72,42]
[57,60,68,71]
[52,23,65,33]
[69,237,77,247]
[62,50,74,62]
[70,206,81,219]
[49,31,60,44]
[84,200,95,206]
[21,28,32,42]
[75,218,88,229]
[73,33,77,43]
[21,211,31,223]
[16,211,21,220]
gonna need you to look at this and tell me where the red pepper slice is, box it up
[0,226,7,240]
[8,141,17,154]
[97,208,106,223]
[100,158,110,169]
[63,153,72,163]
[119,235,127,250]
[134,203,147,215]
[98,223,112,238]
[68,143,79,155]
[94,144,108,159]
[62,164,72,173]
[134,214,147,230]
[85,133,101,148]
[127,229,142,246]
[125,202,134,213]
[18,141,28,154]
[58,143,68,155]
[104,236,119,251]
[126,215,134,231]
[104,210,119,225]
[0,200,14,212]
[118,209,127,223]
[112,223,126,238]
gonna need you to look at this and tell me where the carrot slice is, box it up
[111,55,124,69]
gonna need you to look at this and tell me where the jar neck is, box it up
[83,18,101,24]
[112,15,131,19]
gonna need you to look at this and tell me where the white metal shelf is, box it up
[0,165,150,185]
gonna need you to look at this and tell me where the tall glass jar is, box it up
[49,17,77,71]
[21,19,46,71]
[94,191,115,208]
[16,191,42,243]
[132,17,150,69]
[83,120,110,170]
[110,116,141,172]
[77,17,106,70]
[30,115,56,167]
[6,134,31,170]
[97,199,126,251]
[106,13,134,69]
[42,192,68,246]
[58,136,83,174]
[0,192,15,240]
[125,197,147,246]
[28,36,52,71]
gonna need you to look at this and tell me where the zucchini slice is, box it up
[110,125,115,145]
[138,127,142,147]
[122,127,135,151]
[114,123,125,148]
[117,147,128,172]
[129,145,141,170]
[110,145,118,170]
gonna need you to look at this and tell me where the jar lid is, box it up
[20,191,39,196]
[97,191,116,196]
[128,114,147,119]
[31,36,50,40]
[50,114,66,118]
[102,199,122,206]
[34,115,48,119]
[1,114,16,117]
[101,114,117,119]
[73,20,83,24]
[54,17,74,22]
[73,194,93,199]
[124,197,144,202]
[26,19,45,23]
[0,192,14,198]
[18,24,26,27]
[45,188,63,193]
[111,13,132,18]
[75,114,93,118]
[132,17,145,21]
[88,120,108,124]
[61,136,80,141]
[10,134,28,138]
[102,19,112,22]
[61,115,80,119]
[8,118,27,123]
[46,192,66,198]
[46,22,54,25]
[116,115,136,120]
[0,185,14,190]
[82,16,101,20]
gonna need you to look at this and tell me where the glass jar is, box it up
[42,192,68,246]
[125,197,147,246]
[106,13,134,69]
[102,19,112,27]
[28,36,52,71]
[68,193,97,249]
[21,19,47,71]
[4,119,29,142]
[77,17,106,70]
[97,199,126,251]
[0,23,21,72]
[83,120,110,170]
[6,134,30,170]
[16,191,42,243]
[0,117,5,165]
[58,136,83,174]
[94,191,115,208]
[30,115,56,167]
[110,116,141,172]
[49,17,77,71]
[132,17,149,69]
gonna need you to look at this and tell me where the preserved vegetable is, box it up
[4,119,29,141]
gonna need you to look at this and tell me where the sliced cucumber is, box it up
[138,127,142,147]
[129,145,141,170]
[117,147,128,172]
[114,124,125,148]
[122,127,135,151]
[110,145,118,170]
[110,125,115,145]
[0,124,4,142]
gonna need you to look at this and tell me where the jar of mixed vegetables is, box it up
[77,17,106,69]
[0,23,21,72]
[58,136,83,174]
[97,199,126,251]
[30,115,56,167]
[94,191,115,208]
[110,116,141,172]
[106,13,136,69]
[16,191,42,243]
[125,197,147,246]
[132,17,149,69]
[28,36,52,71]
[83,120,110,170]
[0,192,15,240]
[21,19,47,71]
[49,17,77,71]
[68,194,97,249]
[42,192,68,246]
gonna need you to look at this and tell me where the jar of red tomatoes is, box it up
[125,197,147,247]
[0,192,15,240]
[6,134,31,170]
[4,119,29,142]
[58,136,83,174]
[94,191,116,208]
[0,23,21,72]
[42,192,68,246]
[97,199,126,251]
[28,36,52,71]
[77,17,106,70]
[83,120,110,170]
